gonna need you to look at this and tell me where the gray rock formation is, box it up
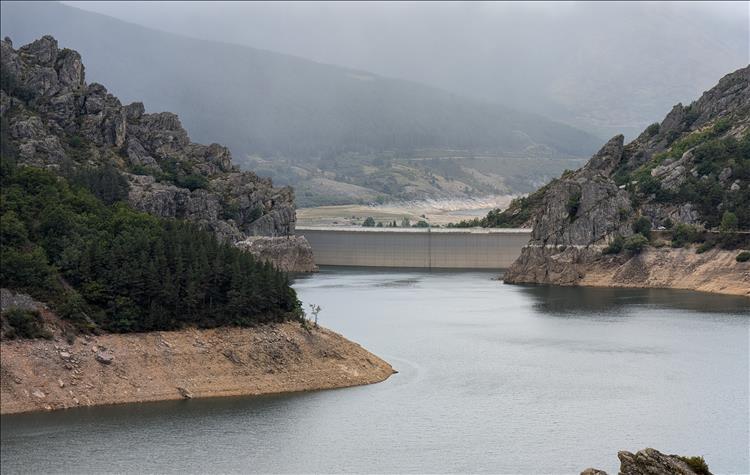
[95,350,114,365]
[0,289,44,313]
[505,65,750,286]
[237,236,318,273]
[1,36,315,271]
[580,468,608,475]
[580,448,710,475]
[617,448,709,475]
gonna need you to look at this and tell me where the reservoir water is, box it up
[2,268,748,474]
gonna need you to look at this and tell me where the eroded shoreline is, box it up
[505,247,750,297]
[0,322,394,415]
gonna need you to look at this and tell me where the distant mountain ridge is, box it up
[0,1,600,164]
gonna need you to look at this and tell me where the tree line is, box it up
[1,156,301,334]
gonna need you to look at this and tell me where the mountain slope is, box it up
[66,1,749,140]
[495,65,750,295]
[0,1,600,165]
[0,35,316,272]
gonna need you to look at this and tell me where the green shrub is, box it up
[677,456,711,475]
[671,223,701,248]
[414,220,430,228]
[1,211,29,247]
[632,216,652,240]
[736,251,750,262]
[624,233,649,253]
[696,241,714,254]
[0,247,57,291]
[603,234,624,254]
[67,135,85,149]
[68,164,130,205]
[2,308,51,340]
[362,216,376,227]
[566,190,582,220]
[645,122,660,137]
[719,211,739,244]
[175,174,209,191]
[638,174,662,197]
[719,211,738,234]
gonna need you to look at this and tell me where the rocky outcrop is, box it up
[237,236,318,273]
[1,36,315,271]
[617,449,707,475]
[581,448,711,475]
[507,246,750,296]
[505,65,750,294]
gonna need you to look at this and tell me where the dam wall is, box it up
[296,226,531,269]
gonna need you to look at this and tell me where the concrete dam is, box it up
[296,226,531,269]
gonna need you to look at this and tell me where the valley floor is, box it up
[296,195,515,227]
[0,322,393,415]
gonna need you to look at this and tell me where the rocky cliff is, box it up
[581,448,712,475]
[0,35,314,271]
[503,65,750,296]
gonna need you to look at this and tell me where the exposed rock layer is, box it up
[1,320,392,415]
[0,36,313,271]
[507,246,749,297]
[581,448,711,475]
[237,236,318,273]
[505,65,750,295]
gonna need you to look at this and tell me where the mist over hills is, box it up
[66,1,749,141]
[1,1,599,165]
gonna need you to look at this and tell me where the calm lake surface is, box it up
[2,268,748,474]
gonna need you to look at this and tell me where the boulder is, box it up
[617,448,707,475]
[95,350,114,365]
[237,236,318,273]
[580,469,608,475]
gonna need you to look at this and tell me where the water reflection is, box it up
[516,284,750,316]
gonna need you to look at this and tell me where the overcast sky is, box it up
[62,1,749,138]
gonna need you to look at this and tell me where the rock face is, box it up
[0,36,314,271]
[504,65,750,293]
[581,448,711,475]
[617,448,708,475]
[237,236,318,273]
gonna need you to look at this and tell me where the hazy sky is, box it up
[62,1,749,138]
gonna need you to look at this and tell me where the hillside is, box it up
[0,35,316,272]
[0,1,601,204]
[492,65,750,295]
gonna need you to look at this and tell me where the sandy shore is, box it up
[0,322,394,415]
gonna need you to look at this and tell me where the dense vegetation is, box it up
[620,127,750,229]
[0,156,301,334]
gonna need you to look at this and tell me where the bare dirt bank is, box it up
[0,323,394,415]
[505,246,750,297]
